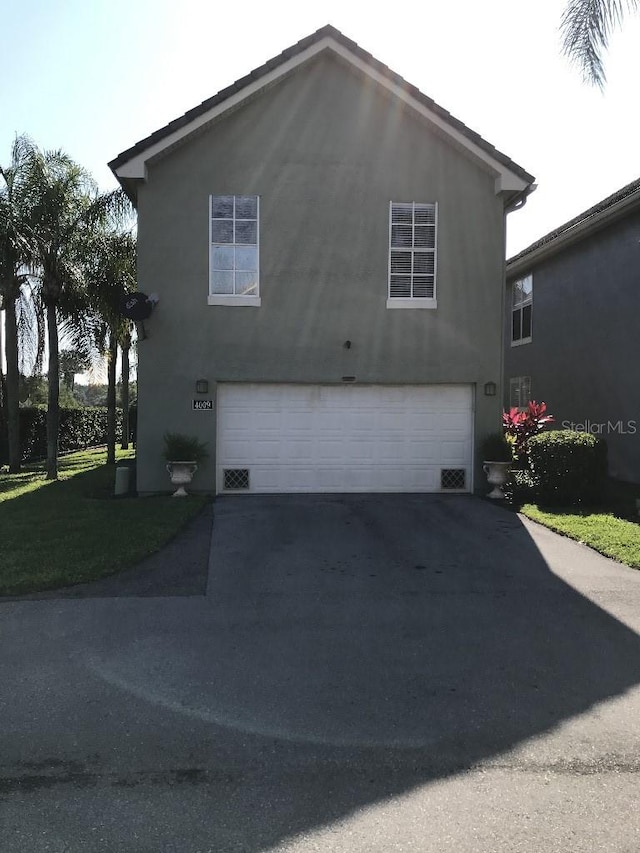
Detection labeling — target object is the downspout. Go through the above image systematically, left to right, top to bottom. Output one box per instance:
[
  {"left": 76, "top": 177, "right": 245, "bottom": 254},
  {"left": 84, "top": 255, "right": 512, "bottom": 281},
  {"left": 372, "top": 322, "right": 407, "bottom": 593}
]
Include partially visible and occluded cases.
[
  {"left": 499, "top": 183, "right": 537, "bottom": 421},
  {"left": 505, "top": 183, "right": 538, "bottom": 214}
]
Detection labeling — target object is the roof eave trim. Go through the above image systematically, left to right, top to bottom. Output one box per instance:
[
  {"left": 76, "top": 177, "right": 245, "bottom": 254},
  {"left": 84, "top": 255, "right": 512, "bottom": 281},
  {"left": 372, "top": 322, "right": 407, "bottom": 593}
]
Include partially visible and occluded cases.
[
  {"left": 113, "top": 35, "right": 531, "bottom": 195},
  {"left": 507, "top": 188, "right": 640, "bottom": 277}
]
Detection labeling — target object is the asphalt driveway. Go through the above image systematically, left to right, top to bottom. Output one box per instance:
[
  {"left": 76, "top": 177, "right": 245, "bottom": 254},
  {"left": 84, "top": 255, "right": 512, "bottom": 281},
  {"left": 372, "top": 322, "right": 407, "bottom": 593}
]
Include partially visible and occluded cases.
[{"left": 2, "top": 494, "right": 640, "bottom": 852}]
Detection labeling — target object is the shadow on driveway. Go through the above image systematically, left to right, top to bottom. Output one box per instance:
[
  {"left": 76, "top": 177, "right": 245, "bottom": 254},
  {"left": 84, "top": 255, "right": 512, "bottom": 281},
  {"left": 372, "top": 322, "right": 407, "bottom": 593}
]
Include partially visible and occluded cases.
[
  {"left": 3, "top": 494, "right": 640, "bottom": 851},
  {"left": 84, "top": 496, "right": 640, "bottom": 847}
]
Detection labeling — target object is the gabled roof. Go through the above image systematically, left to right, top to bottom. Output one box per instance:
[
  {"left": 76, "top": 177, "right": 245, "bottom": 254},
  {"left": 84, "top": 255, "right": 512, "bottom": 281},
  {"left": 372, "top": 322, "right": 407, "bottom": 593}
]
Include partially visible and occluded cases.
[
  {"left": 110, "top": 24, "right": 534, "bottom": 205},
  {"left": 507, "top": 176, "right": 640, "bottom": 278}
]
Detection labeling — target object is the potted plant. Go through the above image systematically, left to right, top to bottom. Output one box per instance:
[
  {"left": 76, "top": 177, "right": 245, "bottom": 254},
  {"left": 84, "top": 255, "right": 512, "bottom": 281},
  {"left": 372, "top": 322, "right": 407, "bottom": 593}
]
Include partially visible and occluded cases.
[
  {"left": 163, "top": 432, "right": 209, "bottom": 497},
  {"left": 480, "top": 432, "right": 513, "bottom": 499}
]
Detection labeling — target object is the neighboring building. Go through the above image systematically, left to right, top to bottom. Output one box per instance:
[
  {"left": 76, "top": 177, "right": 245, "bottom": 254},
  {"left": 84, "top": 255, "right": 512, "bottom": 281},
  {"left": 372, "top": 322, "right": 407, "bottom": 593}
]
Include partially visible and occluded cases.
[
  {"left": 110, "top": 24, "right": 534, "bottom": 495},
  {"left": 506, "top": 177, "right": 640, "bottom": 484}
]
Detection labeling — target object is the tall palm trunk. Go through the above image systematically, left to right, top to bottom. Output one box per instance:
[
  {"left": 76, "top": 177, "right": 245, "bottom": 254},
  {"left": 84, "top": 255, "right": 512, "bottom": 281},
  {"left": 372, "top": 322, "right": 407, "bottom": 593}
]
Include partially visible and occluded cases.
[
  {"left": 4, "top": 295, "right": 21, "bottom": 472},
  {"left": 45, "top": 300, "right": 59, "bottom": 480},
  {"left": 106, "top": 327, "right": 117, "bottom": 464},
  {"left": 121, "top": 338, "right": 130, "bottom": 450}
]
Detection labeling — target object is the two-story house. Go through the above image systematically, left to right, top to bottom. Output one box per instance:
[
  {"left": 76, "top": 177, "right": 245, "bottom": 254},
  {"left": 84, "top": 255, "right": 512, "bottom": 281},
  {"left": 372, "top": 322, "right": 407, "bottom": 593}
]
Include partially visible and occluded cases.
[
  {"left": 110, "top": 25, "right": 534, "bottom": 495},
  {"left": 505, "top": 177, "right": 640, "bottom": 484}
]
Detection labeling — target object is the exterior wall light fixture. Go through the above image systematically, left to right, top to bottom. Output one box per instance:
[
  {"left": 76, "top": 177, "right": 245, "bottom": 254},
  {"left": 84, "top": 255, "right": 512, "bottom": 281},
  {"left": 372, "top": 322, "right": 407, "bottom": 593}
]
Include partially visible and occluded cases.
[
  {"left": 195, "top": 379, "right": 209, "bottom": 395},
  {"left": 484, "top": 381, "right": 497, "bottom": 397}
]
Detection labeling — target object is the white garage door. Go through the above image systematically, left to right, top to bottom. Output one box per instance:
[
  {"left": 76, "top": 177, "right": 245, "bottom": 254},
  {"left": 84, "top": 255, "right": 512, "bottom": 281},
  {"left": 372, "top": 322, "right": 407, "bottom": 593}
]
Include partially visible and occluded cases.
[{"left": 216, "top": 384, "right": 473, "bottom": 494}]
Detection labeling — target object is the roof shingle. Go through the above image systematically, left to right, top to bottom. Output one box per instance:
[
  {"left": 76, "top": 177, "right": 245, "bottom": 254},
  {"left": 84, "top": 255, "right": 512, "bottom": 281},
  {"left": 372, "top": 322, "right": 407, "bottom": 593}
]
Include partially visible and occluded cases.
[{"left": 508, "top": 176, "right": 640, "bottom": 268}]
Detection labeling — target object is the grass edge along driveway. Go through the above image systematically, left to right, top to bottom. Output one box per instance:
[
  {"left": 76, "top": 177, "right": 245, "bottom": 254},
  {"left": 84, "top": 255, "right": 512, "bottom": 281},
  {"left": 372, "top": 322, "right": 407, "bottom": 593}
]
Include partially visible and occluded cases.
[
  {"left": 0, "top": 448, "right": 208, "bottom": 596},
  {"left": 520, "top": 503, "right": 640, "bottom": 569}
]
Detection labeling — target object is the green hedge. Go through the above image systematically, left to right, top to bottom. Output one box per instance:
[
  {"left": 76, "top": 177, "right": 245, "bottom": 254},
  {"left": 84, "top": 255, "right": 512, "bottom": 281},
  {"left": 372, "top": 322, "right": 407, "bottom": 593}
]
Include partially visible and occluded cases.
[
  {"left": 0, "top": 406, "right": 122, "bottom": 463},
  {"left": 527, "top": 429, "right": 608, "bottom": 506}
]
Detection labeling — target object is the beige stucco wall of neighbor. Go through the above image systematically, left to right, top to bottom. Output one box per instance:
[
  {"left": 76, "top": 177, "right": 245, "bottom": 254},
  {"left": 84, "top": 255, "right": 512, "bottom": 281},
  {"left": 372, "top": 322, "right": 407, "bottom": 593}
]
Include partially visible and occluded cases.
[{"left": 135, "top": 53, "right": 507, "bottom": 493}]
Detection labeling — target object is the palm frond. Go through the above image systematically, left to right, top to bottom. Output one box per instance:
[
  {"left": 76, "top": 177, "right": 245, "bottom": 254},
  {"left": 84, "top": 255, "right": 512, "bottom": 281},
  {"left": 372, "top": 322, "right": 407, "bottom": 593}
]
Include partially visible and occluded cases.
[
  {"left": 561, "top": 0, "right": 640, "bottom": 87},
  {"left": 14, "top": 281, "right": 41, "bottom": 375}
]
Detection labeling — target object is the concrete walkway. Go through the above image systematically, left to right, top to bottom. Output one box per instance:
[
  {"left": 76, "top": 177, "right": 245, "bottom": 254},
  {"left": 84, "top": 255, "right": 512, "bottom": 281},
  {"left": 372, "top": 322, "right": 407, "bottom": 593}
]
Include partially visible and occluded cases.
[{"left": 2, "top": 495, "right": 640, "bottom": 852}]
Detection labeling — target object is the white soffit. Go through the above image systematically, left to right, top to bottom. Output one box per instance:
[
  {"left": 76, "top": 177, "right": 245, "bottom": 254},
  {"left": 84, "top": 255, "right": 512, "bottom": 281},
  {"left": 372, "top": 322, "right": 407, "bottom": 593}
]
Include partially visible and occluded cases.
[{"left": 114, "top": 36, "right": 530, "bottom": 194}]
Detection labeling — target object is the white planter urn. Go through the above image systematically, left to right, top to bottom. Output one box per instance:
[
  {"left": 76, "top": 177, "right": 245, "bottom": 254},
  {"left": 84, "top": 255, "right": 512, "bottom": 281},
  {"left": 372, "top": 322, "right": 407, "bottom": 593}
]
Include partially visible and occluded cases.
[
  {"left": 166, "top": 461, "right": 198, "bottom": 497},
  {"left": 482, "top": 461, "right": 511, "bottom": 499}
]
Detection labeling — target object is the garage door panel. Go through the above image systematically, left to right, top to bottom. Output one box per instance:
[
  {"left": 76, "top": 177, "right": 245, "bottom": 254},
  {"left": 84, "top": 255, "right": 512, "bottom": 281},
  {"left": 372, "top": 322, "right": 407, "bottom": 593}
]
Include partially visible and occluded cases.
[
  {"left": 217, "top": 384, "right": 472, "bottom": 493},
  {"left": 288, "top": 412, "right": 315, "bottom": 431},
  {"left": 440, "top": 412, "right": 472, "bottom": 430},
  {"left": 351, "top": 413, "right": 376, "bottom": 431},
  {"left": 406, "top": 413, "right": 439, "bottom": 431},
  {"left": 253, "top": 440, "right": 281, "bottom": 459},
  {"left": 289, "top": 440, "right": 314, "bottom": 459},
  {"left": 316, "top": 440, "right": 344, "bottom": 460},
  {"left": 441, "top": 440, "right": 470, "bottom": 462},
  {"left": 348, "top": 441, "right": 376, "bottom": 460},
  {"left": 374, "top": 441, "right": 404, "bottom": 462},
  {"left": 412, "top": 441, "right": 438, "bottom": 461},
  {"left": 282, "top": 468, "right": 317, "bottom": 490}
]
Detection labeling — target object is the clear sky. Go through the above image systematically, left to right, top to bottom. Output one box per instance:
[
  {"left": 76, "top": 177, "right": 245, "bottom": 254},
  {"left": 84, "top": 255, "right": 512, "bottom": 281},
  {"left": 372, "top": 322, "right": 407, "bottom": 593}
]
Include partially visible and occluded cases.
[{"left": 2, "top": 0, "right": 639, "bottom": 257}]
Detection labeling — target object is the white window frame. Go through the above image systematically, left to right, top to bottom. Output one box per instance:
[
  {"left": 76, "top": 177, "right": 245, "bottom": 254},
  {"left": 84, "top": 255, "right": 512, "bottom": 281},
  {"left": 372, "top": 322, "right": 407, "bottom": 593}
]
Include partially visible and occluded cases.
[
  {"left": 208, "top": 195, "right": 261, "bottom": 306},
  {"left": 387, "top": 201, "right": 438, "bottom": 310},
  {"left": 511, "top": 274, "right": 532, "bottom": 345},
  {"left": 509, "top": 376, "right": 531, "bottom": 410}
]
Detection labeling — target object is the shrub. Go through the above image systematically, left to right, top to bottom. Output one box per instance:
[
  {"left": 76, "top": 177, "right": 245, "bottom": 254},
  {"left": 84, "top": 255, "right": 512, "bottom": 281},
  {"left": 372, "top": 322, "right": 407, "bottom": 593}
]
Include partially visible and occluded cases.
[
  {"left": 0, "top": 406, "right": 122, "bottom": 463},
  {"left": 527, "top": 429, "right": 608, "bottom": 506},
  {"left": 163, "top": 432, "right": 209, "bottom": 464},
  {"left": 480, "top": 432, "right": 513, "bottom": 462},
  {"left": 503, "top": 468, "right": 538, "bottom": 506}
]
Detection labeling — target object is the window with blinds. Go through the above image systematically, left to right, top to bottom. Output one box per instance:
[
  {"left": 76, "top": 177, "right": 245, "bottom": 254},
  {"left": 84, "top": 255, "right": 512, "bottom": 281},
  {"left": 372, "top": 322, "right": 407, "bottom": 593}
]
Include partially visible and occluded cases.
[
  {"left": 388, "top": 201, "right": 437, "bottom": 306},
  {"left": 509, "top": 376, "right": 531, "bottom": 410}
]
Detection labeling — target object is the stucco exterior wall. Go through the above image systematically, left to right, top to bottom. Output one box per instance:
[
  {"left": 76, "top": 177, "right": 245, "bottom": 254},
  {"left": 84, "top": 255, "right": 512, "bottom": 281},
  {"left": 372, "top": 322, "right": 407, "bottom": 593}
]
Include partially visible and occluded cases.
[
  {"left": 136, "top": 53, "right": 508, "bottom": 493},
  {"left": 505, "top": 211, "right": 640, "bottom": 483}
]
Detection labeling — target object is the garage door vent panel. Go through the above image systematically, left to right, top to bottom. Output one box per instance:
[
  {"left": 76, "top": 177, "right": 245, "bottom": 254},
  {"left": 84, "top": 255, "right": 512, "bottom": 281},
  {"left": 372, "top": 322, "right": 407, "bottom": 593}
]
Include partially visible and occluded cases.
[
  {"left": 223, "top": 469, "right": 250, "bottom": 491},
  {"left": 441, "top": 469, "right": 466, "bottom": 490}
]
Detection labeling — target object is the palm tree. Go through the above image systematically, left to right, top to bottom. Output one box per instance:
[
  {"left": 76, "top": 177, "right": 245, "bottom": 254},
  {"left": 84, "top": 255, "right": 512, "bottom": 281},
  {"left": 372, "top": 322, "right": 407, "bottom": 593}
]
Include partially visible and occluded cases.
[
  {"left": 561, "top": 0, "right": 640, "bottom": 87},
  {"left": 0, "top": 137, "right": 40, "bottom": 472},
  {"left": 21, "top": 140, "right": 130, "bottom": 478},
  {"left": 80, "top": 230, "right": 136, "bottom": 464},
  {"left": 59, "top": 347, "right": 90, "bottom": 394}
]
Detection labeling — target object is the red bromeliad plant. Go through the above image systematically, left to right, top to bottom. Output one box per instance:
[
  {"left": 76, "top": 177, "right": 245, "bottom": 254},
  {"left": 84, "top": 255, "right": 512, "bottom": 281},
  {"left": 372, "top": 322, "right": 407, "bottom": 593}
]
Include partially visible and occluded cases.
[{"left": 503, "top": 401, "right": 554, "bottom": 464}]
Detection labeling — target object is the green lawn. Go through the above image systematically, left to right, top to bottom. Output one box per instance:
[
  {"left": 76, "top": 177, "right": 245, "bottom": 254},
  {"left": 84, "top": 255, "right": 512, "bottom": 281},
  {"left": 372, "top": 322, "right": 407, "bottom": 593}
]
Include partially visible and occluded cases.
[
  {"left": 0, "top": 448, "right": 209, "bottom": 596},
  {"left": 520, "top": 504, "right": 640, "bottom": 568}
]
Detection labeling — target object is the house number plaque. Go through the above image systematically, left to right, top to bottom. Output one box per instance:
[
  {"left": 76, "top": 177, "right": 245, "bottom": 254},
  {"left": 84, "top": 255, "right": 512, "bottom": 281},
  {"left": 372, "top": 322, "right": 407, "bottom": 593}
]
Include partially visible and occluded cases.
[{"left": 192, "top": 400, "right": 213, "bottom": 410}]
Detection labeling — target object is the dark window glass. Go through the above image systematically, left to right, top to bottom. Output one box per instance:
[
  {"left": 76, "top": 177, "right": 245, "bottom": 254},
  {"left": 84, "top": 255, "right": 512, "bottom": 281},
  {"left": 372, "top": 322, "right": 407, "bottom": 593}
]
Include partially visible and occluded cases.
[
  {"left": 211, "top": 196, "right": 234, "bottom": 218},
  {"left": 235, "top": 196, "right": 257, "bottom": 219},
  {"left": 211, "top": 220, "right": 234, "bottom": 243},
  {"left": 235, "top": 220, "right": 257, "bottom": 244},
  {"left": 391, "top": 224, "right": 413, "bottom": 247},
  {"left": 414, "top": 227, "right": 435, "bottom": 248},
  {"left": 390, "top": 251, "right": 412, "bottom": 275},
  {"left": 413, "top": 252, "right": 434, "bottom": 274},
  {"left": 389, "top": 276, "right": 412, "bottom": 297},
  {"left": 412, "top": 277, "right": 434, "bottom": 298},
  {"left": 512, "top": 310, "right": 522, "bottom": 342}
]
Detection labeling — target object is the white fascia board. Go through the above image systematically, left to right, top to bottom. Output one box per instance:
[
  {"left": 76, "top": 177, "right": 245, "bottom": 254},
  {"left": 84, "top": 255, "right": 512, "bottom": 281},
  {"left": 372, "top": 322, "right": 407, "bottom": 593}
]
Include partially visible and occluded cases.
[
  {"left": 115, "top": 35, "right": 529, "bottom": 194},
  {"left": 115, "top": 38, "right": 334, "bottom": 180},
  {"left": 327, "top": 41, "right": 529, "bottom": 195},
  {"left": 495, "top": 173, "right": 530, "bottom": 193}
]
